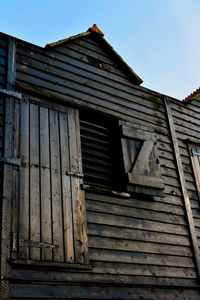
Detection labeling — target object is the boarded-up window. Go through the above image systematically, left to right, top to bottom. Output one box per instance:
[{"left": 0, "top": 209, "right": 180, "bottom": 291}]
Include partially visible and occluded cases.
[
  {"left": 12, "top": 97, "right": 89, "bottom": 265},
  {"left": 120, "top": 123, "right": 164, "bottom": 198}
]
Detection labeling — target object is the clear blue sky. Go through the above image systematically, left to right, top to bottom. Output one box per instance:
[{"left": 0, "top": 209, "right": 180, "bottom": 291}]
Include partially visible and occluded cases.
[{"left": 1, "top": 0, "right": 200, "bottom": 100}]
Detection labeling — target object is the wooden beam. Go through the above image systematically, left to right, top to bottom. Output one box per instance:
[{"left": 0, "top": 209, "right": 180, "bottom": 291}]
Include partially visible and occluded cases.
[
  {"left": 1, "top": 37, "right": 16, "bottom": 300},
  {"left": 163, "top": 96, "right": 200, "bottom": 276},
  {"left": 121, "top": 125, "right": 157, "bottom": 142},
  {"left": 128, "top": 174, "right": 165, "bottom": 189}
]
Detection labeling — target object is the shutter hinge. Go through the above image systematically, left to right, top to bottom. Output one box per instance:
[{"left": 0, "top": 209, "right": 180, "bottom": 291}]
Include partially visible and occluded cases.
[
  {"left": 0, "top": 89, "right": 22, "bottom": 100},
  {"left": 0, "top": 157, "right": 20, "bottom": 167},
  {"left": 66, "top": 171, "right": 83, "bottom": 178},
  {"left": 12, "top": 233, "right": 58, "bottom": 250},
  {"left": 19, "top": 239, "right": 58, "bottom": 249}
]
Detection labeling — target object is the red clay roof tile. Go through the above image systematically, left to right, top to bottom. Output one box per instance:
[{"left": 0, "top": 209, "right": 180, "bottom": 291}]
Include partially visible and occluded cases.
[{"left": 183, "top": 87, "right": 200, "bottom": 103}]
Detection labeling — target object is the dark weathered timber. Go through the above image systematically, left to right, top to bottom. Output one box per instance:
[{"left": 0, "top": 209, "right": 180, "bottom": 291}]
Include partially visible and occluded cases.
[
  {"left": 0, "top": 29, "right": 200, "bottom": 299},
  {"left": 1, "top": 37, "right": 16, "bottom": 300},
  {"left": 163, "top": 96, "right": 200, "bottom": 276},
  {"left": 9, "top": 283, "right": 200, "bottom": 299}
]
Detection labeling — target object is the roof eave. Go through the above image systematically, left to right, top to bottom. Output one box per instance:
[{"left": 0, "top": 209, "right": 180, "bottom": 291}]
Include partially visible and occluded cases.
[{"left": 45, "top": 31, "right": 92, "bottom": 49}]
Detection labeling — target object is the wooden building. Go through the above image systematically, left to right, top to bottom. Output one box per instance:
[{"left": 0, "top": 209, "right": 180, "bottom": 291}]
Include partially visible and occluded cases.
[{"left": 1, "top": 24, "right": 200, "bottom": 299}]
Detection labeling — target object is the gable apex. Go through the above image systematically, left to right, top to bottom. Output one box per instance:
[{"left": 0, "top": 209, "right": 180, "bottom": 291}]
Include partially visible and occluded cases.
[
  {"left": 87, "top": 24, "right": 104, "bottom": 36},
  {"left": 45, "top": 26, "right": 143, "bottom": 85}
]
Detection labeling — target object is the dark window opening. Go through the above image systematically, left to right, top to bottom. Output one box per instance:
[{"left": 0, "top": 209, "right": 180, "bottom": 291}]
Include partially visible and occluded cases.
[{"left": 80, "top": 110, "right": 125, "bottom": 191}]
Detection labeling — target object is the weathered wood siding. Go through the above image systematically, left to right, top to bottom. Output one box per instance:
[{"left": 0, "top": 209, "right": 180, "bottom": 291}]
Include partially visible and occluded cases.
[
  {"left": 0, "top": 33, "right": 197, "bottom": 298},
  {"left": 0, "top": 35, "right": 7, "bottom": 196},
  {"left": 170, "top": 98, "right": 200, "bottom": 253}
]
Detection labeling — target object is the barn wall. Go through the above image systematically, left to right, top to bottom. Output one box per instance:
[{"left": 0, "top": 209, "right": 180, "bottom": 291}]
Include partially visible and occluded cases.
[
  {"left": 3, "top": 34, "right": 200, "bottom": 298},
  {"left": 0, "top": 35, "right": 7, "bottom": 219},
  {"left": 0, "top": 35, "right": 7, "bottom": 189},
  {"left": 170, "top": 98, "right": 200, "bottom": 254}
]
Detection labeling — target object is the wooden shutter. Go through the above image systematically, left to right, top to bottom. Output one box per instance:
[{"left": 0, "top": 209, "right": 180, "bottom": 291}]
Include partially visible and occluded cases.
[
  {"left": 12, "top": 97, "right": 88, "bottom": 265},
  {"left": 120, "top": 124, "right": 164, "bottom": 197},
  {"left": 188, "top": 143, "right": 200, "bottom": 202}
]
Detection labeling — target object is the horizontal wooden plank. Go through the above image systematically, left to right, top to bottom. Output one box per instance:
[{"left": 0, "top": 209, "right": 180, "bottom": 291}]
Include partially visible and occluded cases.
[
  {"left": 0, "top": 37, "right": 7, "bottom": 48},
  {"left": 63, "top": 42, "right": 127, "bottom": 77},
  {"left": 17, "top": 45, "right": 166, "bottom": 114},
  {"left": 0, "top": 47, "right": 7, "bottom": 58},
  {"left": 0, "top": 56, "right": 6, "bottom": 66},
  {"left": 16, "top": 64, "right": 166, "bottom": 123},
  {"left": 16, "top": 71, "right": 166, "bottom": 129},
  {"left": 128, "top": 174, "right": 165, "bottom": 189},
  {"left": 85, "top": 192, "right": 185, "bottom": 215},
  {"left": 86, "top": 199, "right": 187, "bottom": 226},
  {"left": 87, "top": 211, "right": 188, "bottom": 235},
  {"left": 88, "top": 236, "right": 192, "bottom": 257},
  {"left": 89, "top": 248, "right": 194, "bottom": 267},
  {"left": 92, "top": 261, "right": 197, "bottom": 278},
  {"left": 10, "top": 267, "right": 200, "bottom": 287},
  {"left": 10, "top": 283, "right": 200, "bottom": 299}
]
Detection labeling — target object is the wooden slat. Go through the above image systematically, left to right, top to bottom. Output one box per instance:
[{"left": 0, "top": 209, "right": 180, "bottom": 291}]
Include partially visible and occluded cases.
[
  {"left": 18, "top": 97, "right": 30, "bottom": 260},
  {"left": 11, "top": 99, "right": 20, "bottom": 259},
  {"left": 29, "top": 104, "right": 40, "bottom": 260},
  {"left": 39, "top": 106, "right": 52, "bottom": 261},
  {"left": 49, "top": 109, "right": 64, "bottom": 262},
  {"left": 69, "top": 109, "right": 89, "bottom": 264},
  {"left": 59, "top": 111, "right": 74, "bottom": 263},
  {"left": 122, "top": 125, "right": 157, "bottom": 141},
  {"left": 128, "top": 174, "right": 165, "bottom": 189},
  {"left": 86, "top": 199, "right": 186, "bottom": 226},
  {"left": 87, "top": 211, "right": 188, "bottom": 236},
  {"left": 87, "top": 223, "right": 190, "bottom": 246},
  {"left": 88, "top": 235, "right": 192, "bottom": 257},
  {"left": 89, "top": 248, "right": 194, "bottom": 268},
  {"left": 92, "top": 261, "right": 197, "bottom": 278},
  {"left": 10, "top": 266, "right": 199, "bottom": 287},
  {"left": 10, "top": 283, "right": 200, "bottom": 299}
]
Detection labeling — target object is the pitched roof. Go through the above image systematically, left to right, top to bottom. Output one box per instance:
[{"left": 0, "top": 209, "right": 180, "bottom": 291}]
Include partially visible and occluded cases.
[
  {"left": 45, "top": 24, "right": 143, "bottom": 85},
  {"left": 183, "top": 87, "right": 200, "bottom": 103}
]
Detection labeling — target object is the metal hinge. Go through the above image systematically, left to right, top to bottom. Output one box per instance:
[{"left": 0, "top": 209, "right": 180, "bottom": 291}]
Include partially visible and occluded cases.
[
  {"left": 0, "top": 89, "right": 22, "bottom": 100},
  {"left": 0, "top": 157, "right": 20, "bottom": 166},
  {"left": 66, "top": 171, "right": 83, "bottom": 178},
  {"left": 12, "top": 233, "right": 58, "bottom": 251}
]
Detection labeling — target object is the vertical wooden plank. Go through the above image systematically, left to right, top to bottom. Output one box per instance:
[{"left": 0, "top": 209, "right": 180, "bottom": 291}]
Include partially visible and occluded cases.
[
  {"left": 1, "top": 37, "right": 16, "bottom": 300},
  {"left": 164, "top": 96, "right": 200, "bottom": 276},
  {"left": 18, "top": 97, "right": 30, "bottom": 260},
  {"left": 11, "top": 100, "right": 20, "bottom": 260},
  {"left": 29, "top": 103, "right": 40, "bottom": 260},
  {"left": 40, "top": 107, "right": 52, "bottom": 261},
  {"left": 50, "top": 109, "right": 64, "bottom": 262},
  {"left": 68, "top": 109, "right": 89, "bottom": 264},
  {"left": 59, "top": 111, "right": 74, "bottom": 263},
  {"left": 188, "top": 143, "right": 200, "bottom": 203}
]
